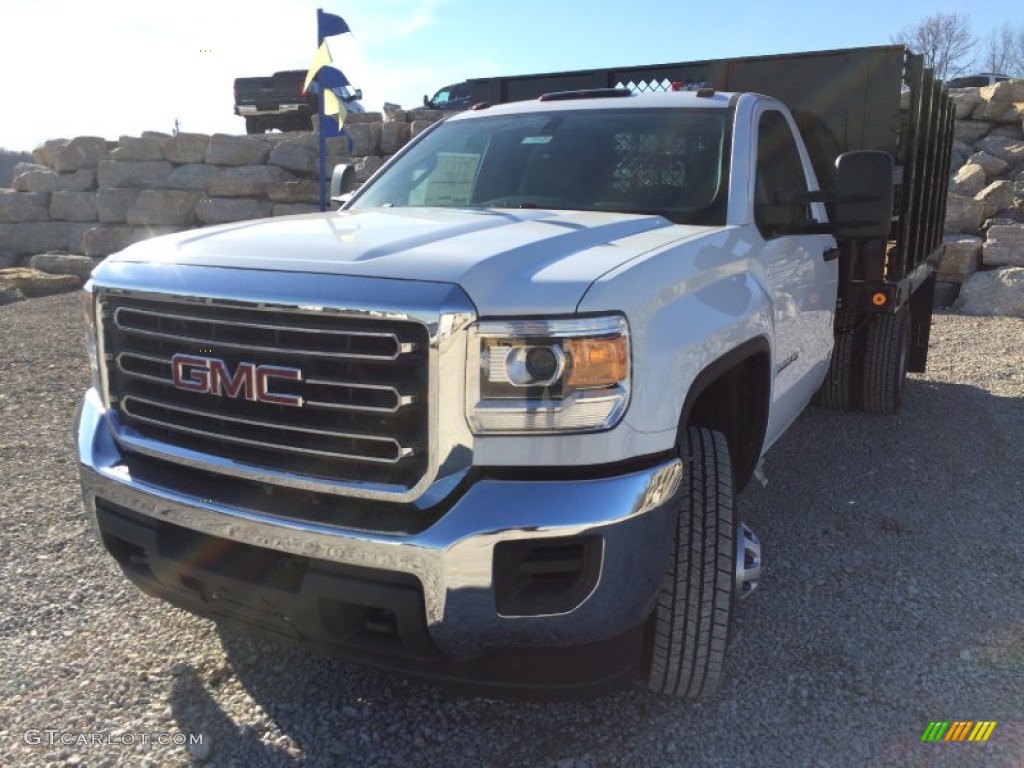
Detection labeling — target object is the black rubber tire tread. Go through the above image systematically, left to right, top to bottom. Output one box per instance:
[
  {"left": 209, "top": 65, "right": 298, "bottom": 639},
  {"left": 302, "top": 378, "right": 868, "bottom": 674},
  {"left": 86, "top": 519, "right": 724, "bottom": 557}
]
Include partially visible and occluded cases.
[
  {"left": 244, "top": 117, "right": 261, "bottom": 135},
  {"left": 862, "top": 308, "right": 909, "bottom": 415},
  {"left": 814, "top": 311, "right": 857, "bottom": 411},
  {"left": 646, "top": 427, "right": 736, "bottom": 699}
]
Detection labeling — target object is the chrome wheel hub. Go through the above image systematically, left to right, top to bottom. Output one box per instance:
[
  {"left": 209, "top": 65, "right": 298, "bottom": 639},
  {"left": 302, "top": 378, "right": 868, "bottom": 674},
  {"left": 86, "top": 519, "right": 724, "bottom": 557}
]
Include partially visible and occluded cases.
[{"left": 736, "top": 522, "right": 762, "bottom": 599}]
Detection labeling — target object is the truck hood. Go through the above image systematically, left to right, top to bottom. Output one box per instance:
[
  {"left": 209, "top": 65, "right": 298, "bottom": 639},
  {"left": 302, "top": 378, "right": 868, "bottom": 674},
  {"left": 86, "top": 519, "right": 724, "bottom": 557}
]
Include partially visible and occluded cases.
[{"left": 106, "top": 208, "right": 715, "bottom": 314}]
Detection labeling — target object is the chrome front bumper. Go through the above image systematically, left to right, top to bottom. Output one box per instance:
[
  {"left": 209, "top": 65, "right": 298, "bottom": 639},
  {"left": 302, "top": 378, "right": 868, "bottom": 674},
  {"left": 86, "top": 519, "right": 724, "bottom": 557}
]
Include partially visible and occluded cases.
[{"left": 77, "top": 389, "right": 682, "bottom": 658}]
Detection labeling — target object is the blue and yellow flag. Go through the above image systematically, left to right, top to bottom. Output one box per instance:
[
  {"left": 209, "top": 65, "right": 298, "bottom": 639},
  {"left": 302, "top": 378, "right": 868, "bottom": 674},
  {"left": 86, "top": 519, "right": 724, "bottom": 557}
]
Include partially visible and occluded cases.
[{"left": 302, "top": 41, "right": 332, "bottom": 94}]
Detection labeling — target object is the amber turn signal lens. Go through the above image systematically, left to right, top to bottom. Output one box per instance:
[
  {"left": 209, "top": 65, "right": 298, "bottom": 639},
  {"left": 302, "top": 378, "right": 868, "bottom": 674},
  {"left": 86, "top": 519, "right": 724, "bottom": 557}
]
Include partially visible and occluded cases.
[
  {"left": 872, "top": 292, "right": 887, "bottom": 306},
  {"left": 565, "top": 337, "right": 628, "bottom": 387}
]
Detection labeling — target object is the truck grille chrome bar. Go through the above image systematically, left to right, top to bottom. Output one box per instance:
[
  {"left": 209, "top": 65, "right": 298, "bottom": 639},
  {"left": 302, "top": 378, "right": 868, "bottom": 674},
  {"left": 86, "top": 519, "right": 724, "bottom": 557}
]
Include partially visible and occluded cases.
[{"left": 101, "top": 294, "right": 431, "bottom": 491}]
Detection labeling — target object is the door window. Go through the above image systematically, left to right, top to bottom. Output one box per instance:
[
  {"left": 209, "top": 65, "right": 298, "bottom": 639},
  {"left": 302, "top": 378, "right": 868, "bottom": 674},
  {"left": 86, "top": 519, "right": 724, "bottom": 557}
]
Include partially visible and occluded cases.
[{"left": 755, "top": 110, "right": 810, "bottom": 238}]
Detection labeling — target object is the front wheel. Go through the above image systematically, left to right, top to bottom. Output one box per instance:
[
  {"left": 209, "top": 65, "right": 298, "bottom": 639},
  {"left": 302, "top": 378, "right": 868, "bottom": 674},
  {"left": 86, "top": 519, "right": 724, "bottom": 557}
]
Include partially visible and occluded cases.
[{"left": 645, "top": 427, "right": 761, "bottom": 699}]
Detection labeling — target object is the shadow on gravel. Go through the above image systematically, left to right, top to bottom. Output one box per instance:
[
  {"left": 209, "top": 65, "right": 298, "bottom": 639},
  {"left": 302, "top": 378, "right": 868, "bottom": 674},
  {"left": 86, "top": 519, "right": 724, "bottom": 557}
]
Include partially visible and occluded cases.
[{"left": 172, "top": 377, "right": 1022, "bottom": 767}]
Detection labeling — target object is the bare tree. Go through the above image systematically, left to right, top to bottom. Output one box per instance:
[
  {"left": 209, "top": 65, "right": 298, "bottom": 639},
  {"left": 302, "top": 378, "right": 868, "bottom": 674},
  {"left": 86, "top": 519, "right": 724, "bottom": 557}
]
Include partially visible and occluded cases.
[
  {"left": 892, "top": 12, "right": 975, "bottom": 81},
  {"left": 980, "top": 22, "right": 1024, "bottom": 76}
]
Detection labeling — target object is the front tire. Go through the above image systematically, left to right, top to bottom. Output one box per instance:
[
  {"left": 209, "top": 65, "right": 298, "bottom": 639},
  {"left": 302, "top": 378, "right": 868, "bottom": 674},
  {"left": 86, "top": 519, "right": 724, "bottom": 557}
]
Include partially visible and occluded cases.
[{"left": 646, "top": 427, "right": 743, "bottom": 699}]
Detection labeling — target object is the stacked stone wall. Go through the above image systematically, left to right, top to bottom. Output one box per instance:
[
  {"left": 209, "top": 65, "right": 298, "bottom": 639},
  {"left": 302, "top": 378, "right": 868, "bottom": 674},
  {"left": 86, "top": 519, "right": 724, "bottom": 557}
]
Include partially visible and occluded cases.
[{"left": 0, "top": 106, "right": 443, "bottom": 274}]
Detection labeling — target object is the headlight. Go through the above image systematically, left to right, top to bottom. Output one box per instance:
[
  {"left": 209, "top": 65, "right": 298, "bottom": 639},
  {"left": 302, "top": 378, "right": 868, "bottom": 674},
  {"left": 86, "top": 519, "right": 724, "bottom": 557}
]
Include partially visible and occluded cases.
[
  {"left": 82, "top": 282, "right": 101, "bottom": 393},
  {"left": 467, "top": 315, "right": 630, "bottom": 433}
]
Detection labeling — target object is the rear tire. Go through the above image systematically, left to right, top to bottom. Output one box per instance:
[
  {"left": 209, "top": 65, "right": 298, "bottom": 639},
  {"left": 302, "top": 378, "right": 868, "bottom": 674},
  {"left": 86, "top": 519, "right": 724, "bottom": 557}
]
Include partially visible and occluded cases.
[
  {"left": 244, "top": 117, "right": 263, "bottom": 134},
  {"left": 861, "top": 308, "right": 910, "bottom": 415},
  {"left": 646, "top": 427, "right": 738, "bottom": 699}
]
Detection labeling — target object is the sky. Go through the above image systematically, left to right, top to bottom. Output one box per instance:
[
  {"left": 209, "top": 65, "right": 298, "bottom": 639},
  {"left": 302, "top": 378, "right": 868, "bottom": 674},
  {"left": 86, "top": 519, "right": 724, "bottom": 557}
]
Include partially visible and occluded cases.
[{"left": 0, "top": 0, "right": 1020, "bottom": 152}]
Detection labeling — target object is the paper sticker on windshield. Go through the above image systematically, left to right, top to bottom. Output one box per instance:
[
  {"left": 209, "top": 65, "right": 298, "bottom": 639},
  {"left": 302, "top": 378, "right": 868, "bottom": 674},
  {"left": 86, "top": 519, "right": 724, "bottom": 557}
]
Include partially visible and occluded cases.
[
  {"left": 521, "top": 136, "right": 553, "bottom": 145},
  {"left": 413, "top": 152, "right": 481, "bottom": 206}
]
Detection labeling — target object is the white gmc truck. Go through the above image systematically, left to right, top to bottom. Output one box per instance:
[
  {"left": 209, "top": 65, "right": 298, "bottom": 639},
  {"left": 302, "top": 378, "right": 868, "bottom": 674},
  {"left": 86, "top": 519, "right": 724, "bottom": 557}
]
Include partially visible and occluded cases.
[{"left": 76, "top": 46, "right": 952, "bottom": 698}]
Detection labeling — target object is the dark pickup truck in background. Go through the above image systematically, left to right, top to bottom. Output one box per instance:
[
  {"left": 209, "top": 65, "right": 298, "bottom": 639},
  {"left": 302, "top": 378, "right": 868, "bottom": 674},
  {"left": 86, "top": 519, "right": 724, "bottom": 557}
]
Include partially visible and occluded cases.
[
  {"left": 234, "top": 69, "right": 364, "bottom": 134},
  {"left": 422, "top": 81, "right": 472, "bottom": 111}
]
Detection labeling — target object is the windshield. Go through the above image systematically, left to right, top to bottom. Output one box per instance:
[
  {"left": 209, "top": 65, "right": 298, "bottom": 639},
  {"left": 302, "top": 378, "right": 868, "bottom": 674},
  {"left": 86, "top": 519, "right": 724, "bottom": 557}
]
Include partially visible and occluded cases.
[{"left": 349, "top": 108, "right": 730, "bottom": 226}]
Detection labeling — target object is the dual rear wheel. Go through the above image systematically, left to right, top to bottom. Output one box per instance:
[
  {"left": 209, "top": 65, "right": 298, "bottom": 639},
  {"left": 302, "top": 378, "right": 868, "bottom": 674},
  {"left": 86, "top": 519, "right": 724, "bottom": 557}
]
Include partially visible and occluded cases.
[{"left": 815, "top": 307, "right": 910, "bottom": 415}]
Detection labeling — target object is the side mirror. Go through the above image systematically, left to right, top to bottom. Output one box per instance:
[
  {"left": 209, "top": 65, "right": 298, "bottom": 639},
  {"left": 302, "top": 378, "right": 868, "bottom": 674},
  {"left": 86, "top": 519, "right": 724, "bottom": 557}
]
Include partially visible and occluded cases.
[
  {"left": 352, "top": 88, "right": 363, "bottom": 102},
  {"left": 423, "top": 94, "right": 431, "bottom": 108},
  {"left": 829, "top": 151, "right": 893, "bottom": 240},
  {"left": 330, "top": 163, "right": 356, "bottom": 202}
]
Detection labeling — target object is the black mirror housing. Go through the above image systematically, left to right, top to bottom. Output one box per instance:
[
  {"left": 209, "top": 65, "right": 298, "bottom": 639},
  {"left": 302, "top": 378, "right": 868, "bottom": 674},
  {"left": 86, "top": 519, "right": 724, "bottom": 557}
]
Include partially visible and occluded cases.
[{"left": 829, "top": 151, "right": 894, "bottom": 240}]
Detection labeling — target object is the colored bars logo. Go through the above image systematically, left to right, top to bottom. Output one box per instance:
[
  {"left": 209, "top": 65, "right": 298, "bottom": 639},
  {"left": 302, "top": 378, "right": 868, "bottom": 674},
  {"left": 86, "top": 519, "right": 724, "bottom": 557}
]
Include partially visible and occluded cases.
[{"left": 921, "top": 721, "right": 997, "bottom": 742}]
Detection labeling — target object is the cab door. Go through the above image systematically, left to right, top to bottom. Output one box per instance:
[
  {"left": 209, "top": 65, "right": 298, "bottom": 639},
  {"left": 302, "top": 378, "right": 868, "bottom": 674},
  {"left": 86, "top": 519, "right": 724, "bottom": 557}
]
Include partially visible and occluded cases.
[{"left": 751, "top": 106, "right": 838, "bottom": 444}]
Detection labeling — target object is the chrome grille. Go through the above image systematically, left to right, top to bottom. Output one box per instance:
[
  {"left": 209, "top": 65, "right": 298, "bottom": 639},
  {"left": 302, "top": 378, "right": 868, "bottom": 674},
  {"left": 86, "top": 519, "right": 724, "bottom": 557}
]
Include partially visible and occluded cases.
[{"left": 101, "top": 295, "right": 430, "bottom": 490}]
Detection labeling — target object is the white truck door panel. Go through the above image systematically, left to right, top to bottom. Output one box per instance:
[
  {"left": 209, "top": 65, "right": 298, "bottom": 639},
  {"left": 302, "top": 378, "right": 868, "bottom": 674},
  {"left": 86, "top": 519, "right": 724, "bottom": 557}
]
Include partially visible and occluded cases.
[{"left": 748, "top": 106, "right": 838, "bottom": 446}]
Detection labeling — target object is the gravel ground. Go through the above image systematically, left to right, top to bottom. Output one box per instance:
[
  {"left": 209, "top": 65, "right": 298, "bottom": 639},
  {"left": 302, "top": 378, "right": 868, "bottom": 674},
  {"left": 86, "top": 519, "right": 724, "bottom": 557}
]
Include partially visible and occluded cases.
[{"left": 1, "top": 294, "right": 1021, "bottom": 768}]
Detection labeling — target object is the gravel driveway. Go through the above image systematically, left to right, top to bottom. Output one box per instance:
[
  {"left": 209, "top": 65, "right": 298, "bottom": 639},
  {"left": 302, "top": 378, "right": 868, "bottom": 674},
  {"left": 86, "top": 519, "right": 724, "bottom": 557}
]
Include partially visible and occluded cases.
[{"left": 1, "top": 293, "right": 1021, "bottom": 767}]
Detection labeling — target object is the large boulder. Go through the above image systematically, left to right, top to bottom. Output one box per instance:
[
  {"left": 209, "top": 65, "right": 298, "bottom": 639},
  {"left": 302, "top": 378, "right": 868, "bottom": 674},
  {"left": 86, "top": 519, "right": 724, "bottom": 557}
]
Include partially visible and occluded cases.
[
  {"left": 972, "top": 81, "right": 1024, "bottom": 123},
  {"left": 948, "top": 89, "right": 982, "bottom": 119},
  {"left": 382, "top": 102, "right": 406, "bottom": 123},
  {"left": 344, "top": 112, "right": 383, "bottom": 124},
  {"left": 953, "top": 120, "right": 991, "bottom": 144},
  {"left": 380, "top": 122, "right": 411, "bottom": 155},
  {"left": 327, "top": 123, "right": 381, "bottom": 157},
  {"left": 164, "top": 133, "right": 210, "bottom": 164},
  {"left": 204, "top": 134, "right": 271, "bottom": 166},
  {"left": 110, "top": 135, "right": 167, "bottom": 161},
  {"left": 974, "top": 135, "right": 1024, "bottom": 165},
  {"left": 50, "top": 136, "right": 110, "bottom": 171},
  {"left": 32, "top": 139, "right": 70, "bottom": 169},
  {"left": 268, "top": 140, "right": 318, "bottom": 175},
  {"left": 967, "top": 150, "right": 1010, "bottom": 177},
  {"left": 354, "top": 155, "right": 385, "bottom": 182},
  {"left": 97, "top": 160, "right": 174, "bottom": 189},
  {"left": 167, "top": 163, "right": 222, "bottom": 191},
  {"left": 950, "top": 163, "right": 986, "bottom": 196},
  {"left": 208, "top": 165, "right": 293, "bottom": 197},
  {"left": 13, "top": 168, "right": 96, "bottom": 193},
  {"left": 267, "top": 180, "right": 319, "bottom": 203},
  {"left": 976, "top": 181, "right": 1018, "bottom": 221},
  {"left": 96, "top": 188, "right": 141, "bottom": 223},
  {"left": 126, "top": 190, "right": 201, "bottom": 226},
  {"left": 0, "top": 191, "right": 50, "bottom": 222},
  {"left": 50, "top": 191, "right": 98, "bottom": 222},
  {"left": 944, "top": 194, "right": 986, "bottom": 234},
  {"left": 0, "top": 222, "right": 91, "bottom": 255},
  {"left": 982, "top": 224, "right": 1024, "bottom": 267},
  {"left": 82, "top": 225, "right": 181, "bottom": 257},
  {"left": 936, "top": 236, "right": 983, "bottom": 283},
  {"left": 29, "top": 253, "right": 99, "bottom": 280},
  {"left": 0, "top": 267, "right": 81, "bottom": 297},
  {"left": 953, "top": 267, "right": 1024, "bottom": 317}
]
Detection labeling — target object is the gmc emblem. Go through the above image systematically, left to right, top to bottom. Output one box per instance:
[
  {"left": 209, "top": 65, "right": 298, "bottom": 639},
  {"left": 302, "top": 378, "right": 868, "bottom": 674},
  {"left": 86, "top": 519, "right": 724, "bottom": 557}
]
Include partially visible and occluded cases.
[{"left": 171, "top": 354, "right": 303, "bottom": 407}]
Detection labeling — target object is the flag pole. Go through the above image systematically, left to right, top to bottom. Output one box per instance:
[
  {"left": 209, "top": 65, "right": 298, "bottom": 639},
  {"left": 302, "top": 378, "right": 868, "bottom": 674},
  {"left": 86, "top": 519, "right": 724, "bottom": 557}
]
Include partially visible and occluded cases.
[
  {"left": 317, "top": 10, "right": 327, "bottom": 212},
  {"left": 318, "top": 76, "right": 327, "bottom": 212}
]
